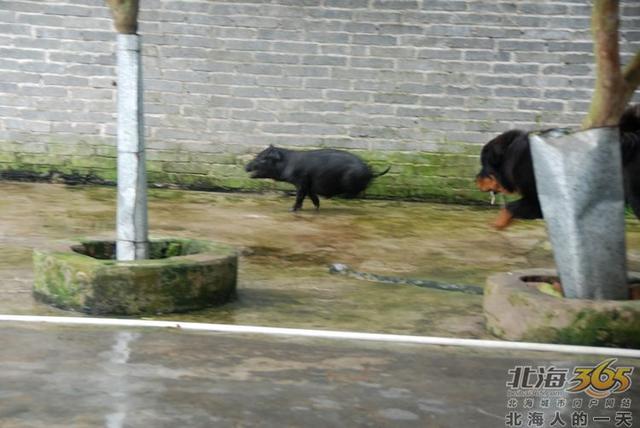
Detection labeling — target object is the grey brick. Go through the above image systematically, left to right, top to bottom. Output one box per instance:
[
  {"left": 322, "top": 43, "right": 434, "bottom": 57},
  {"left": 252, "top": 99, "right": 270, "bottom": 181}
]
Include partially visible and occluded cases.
[
  {"left": 325, "top": 0, "right": 368, "bottom": 8},
  {"left": 372, "top": 1, "right": 419, "bottom": 10},
  {"left": 423, "top": 1, "right": 467, "bottom": 12},
  {"left": 519, "top": 3, "right": 568, "bottom": 15},
  {"left": 42, "top": 4, "right": 93, "bottom": 16},
  {"left": 308, "top": 8, "right": 353, "bottom": 20},
  {"left": 16, "top": 13, "right": 65, "bottom": 26},
  {"left": 344, "top": 22, "right": 379, "bottom": 34},
  {"left": 0, "top": 23, "right": 32, "bottom": 36},
  {"left": 379, "top": 24, "right": 425, "bottom": 35},
  {"left": 425, "top": 25, "right": 472, "bottom": 37},
  {"left": 305, "top": 32, "right": 350, "bottom": 44},
  {"left": 352, "top": 34, "right": 397, "bottom": 46},
  {"left": 446, "top": 38, "right": 494, "bottom": 49},
  {"left": 225, "top": 40, "right": 271, "bottom": 52},
  {"left": 497, "top": 40, "right": 547, "bottom": 52},
  {"left": 272, "top": 42, "right": 318, "bottom": 54},
  {"left": 547, "top": 42, "right": 593, "bottom": 52},
  {"left": 369, "top": 46, "right": 416, "bottom": 58},
  {"left": 0, "top": 48, "right": 44, "bottom": 60},
  {"left": 416, "top": 49, "right": 463, "bottom": 60},
  {"left": 465, "top": 51, "right": 511, "bottom": 62},
  {"left": 255, "top": 53, "right": 299, "bottom": 64},
  {"left": 302, "top": 55, "right": 347, "bottom": 66},
  {"left": 350, "top": 57, "right": 394, "bottom": 69},
  {"left": 66, "top": 64, "right": 114, "bottom": 77},
  {"left": 236, "top": 64, "right": 283, "bottom": 76},
  {"left": 493, "top": 64, "right": 539, "bottom": 74},
  {"left": 543, "top": 65, "right": 592, "bottom": 75},
  {"left": 284, "top": 66, "right": 329, "bottom": 78},
  {"left": 163, "top": 70, "right": 210, "bottom": 84},
  {"left": 0, "top": 71, "right": 40, "bottom": 83},
  {"left": 256, "top": 75, "right": 303, "bottom": 88},
  {"left": 305, "top": 78, "right": 350, "bottom": 90},
  {"left": 145, "top": 79, "right": 183, "bottom": 93},
  {"left": 21, "top": 86, "right": 67, "bottom": 97},
  {"left": 276, "top": 88, "right": 323, "bottom": 100},
  {"left": 494, "top": 88, "right": 542, "bottom": 98},
  {"left": 544, "top": 89, "right": 592, "bottom": 101},
  {"left": 326, "top": 90, "right": 370, "bottom": 102},
  {"left": 373, "top": 93, "right": 420, "bottom": 105},
  {"left": 210, "top": 96, "right": 255, "bottom": 108},
  {"left": 517, "top": 100, "right": 565, "bottom": 112},
  {"left": 304, "top": 101, "right": 347, "bottom": 112}
]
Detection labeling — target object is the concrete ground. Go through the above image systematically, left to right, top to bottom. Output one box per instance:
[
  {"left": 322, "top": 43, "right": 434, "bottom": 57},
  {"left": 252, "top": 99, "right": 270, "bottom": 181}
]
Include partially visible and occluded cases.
[
  {"left": 1, "top": 181, "right": 639, "bottom": 427},
  {"left": 1, "top": 322, "right": 638, "bottom": 428}
]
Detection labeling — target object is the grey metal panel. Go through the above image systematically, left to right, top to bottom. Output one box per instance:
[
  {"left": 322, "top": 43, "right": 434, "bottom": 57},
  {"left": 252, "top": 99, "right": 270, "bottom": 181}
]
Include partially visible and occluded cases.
[
  {"left": 116, "top": 34, "right": 148, "bottom": 261},
  {"left": 530, "top": 127, "right": 627, "bottom": 299}
]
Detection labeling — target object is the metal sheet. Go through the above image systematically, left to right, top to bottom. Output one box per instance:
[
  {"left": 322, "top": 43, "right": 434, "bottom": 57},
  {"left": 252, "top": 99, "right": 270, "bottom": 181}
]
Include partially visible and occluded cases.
[
  {"left": 116, "top": 34, "right": 148, "bottom": 261},
  {"left": 529, "top": 127, "right": 627, "bottom": 299}
]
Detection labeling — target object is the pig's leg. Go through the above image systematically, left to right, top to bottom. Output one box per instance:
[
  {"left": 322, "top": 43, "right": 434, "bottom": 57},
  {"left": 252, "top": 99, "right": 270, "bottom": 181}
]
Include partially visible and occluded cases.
[
  {"left": 291, "top": 186, "right": 306, "bottom": 211},
  {"left": 309, "top": 192, "right": 320, "bottom": 210}
]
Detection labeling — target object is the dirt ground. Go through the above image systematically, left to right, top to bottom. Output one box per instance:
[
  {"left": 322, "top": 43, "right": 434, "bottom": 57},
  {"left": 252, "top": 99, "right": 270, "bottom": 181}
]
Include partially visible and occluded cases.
[{"left": 2, "top": 181, "right": 639, "bottom": 338}]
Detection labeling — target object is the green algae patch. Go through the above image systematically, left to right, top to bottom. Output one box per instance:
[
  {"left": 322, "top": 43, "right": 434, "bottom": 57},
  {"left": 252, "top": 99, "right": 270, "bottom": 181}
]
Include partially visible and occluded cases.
[
  {"left": 33, "top": 238, "right": 238, "bottom": 315},
  {"left": 526, "top": 308, "right": 640, "bottom": 349}
]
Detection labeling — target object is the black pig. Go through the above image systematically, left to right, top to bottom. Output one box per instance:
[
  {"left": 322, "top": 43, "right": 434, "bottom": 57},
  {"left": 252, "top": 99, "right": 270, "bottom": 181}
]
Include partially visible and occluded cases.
[{"left": 245, "top": 145, "right": 390, "bottom": 211}]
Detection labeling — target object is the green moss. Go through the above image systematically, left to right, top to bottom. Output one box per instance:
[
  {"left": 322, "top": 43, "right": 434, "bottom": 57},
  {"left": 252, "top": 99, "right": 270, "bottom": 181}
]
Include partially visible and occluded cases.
[
  {"left": 1, "top": 144, "right": 486, "bottom": 202},
  {"left": 524, "top": 308, "right": 640, "bottom": 348},
  {"left": 554, "top": 309, "right": 640, "bottom": 348}
]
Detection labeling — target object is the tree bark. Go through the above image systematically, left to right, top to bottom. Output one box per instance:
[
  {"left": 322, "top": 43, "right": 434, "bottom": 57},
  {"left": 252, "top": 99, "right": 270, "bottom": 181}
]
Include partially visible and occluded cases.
[
  {"left": 106, "top": 0, "right": 139, "bottom": 34},
  {"left": 583, "top": 0, "right": 640, "bottom": 129},
  {"left": 583, "top": 0, "right": 624, "bottom": 129}
]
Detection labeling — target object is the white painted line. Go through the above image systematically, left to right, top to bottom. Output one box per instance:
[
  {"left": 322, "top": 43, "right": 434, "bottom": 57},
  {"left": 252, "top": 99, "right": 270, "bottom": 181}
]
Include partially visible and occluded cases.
[{"left": 1, "top": 314, "right": 638, "bottom": 358}]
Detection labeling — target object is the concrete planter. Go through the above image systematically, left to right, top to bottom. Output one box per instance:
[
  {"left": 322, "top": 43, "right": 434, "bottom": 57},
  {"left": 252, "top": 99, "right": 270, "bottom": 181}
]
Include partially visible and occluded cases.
[
  {"left": 33, "top": 238, "right": 237, "bottom": 315},
  {"left": 484, "top": 269, "right": 640, "bottom": 348}
]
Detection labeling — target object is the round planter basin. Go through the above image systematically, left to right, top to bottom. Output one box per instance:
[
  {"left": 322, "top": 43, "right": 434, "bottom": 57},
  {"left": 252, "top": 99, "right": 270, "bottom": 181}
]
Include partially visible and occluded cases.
[
  {"left": 33, "top": 238, "right": 238, "bottom": 315},
  {"left": 484, "top": 268, "right": 640, "bottom": 348}
]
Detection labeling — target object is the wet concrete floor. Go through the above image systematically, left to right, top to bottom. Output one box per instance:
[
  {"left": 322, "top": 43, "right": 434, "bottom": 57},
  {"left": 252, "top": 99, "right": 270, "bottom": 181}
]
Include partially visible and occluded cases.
[
  {"left": 1, "top": 181, "right": 640, "bottom": 337},
  {"left": 1, "top": 322, "right": 638, "bottom": 428}
]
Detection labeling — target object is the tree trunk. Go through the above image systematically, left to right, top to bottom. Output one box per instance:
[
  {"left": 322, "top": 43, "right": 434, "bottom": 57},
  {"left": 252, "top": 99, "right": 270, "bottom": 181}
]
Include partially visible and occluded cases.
[
  {"left": 106, "top": 0, "right": 139, "bottom": 34},
  {"left": 583, "top": 0, "right": 640, "bottom": 129}
]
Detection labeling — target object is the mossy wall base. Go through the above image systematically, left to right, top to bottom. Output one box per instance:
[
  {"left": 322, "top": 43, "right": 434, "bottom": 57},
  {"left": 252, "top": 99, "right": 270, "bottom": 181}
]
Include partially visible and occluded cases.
[
  {"left": 0, "top": 144, "right": 487, "bottom": 203},
  {"left": 33, "top": 238, "right": 238, "bottom": 315}
]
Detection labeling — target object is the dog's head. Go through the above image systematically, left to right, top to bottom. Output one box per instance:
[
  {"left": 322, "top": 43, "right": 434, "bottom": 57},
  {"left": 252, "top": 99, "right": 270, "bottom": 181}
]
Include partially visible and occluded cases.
[{"left": 475, "top": 129, "right": 527, "bottom": 194}]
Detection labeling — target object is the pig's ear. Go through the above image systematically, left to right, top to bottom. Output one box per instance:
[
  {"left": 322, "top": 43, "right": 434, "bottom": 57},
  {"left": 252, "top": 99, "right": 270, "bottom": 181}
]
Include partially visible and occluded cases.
[{"left": 267, "top": 149, "right": 282, "bottom": 161}]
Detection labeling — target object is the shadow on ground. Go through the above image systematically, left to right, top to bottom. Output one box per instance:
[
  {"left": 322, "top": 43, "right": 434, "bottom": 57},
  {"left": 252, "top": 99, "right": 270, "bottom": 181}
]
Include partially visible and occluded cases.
[{"left": 2, "top": 182, "right": 639, "bottom": 338}]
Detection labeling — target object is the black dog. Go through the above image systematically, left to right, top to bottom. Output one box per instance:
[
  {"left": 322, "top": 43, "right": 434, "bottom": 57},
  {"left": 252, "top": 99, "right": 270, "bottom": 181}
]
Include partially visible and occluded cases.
[
  {"left": 476, "top": 105, "right": 640, "bottom": 229},
  {"left": 245, "top": 145, "right": 390, "bottom": 211}
]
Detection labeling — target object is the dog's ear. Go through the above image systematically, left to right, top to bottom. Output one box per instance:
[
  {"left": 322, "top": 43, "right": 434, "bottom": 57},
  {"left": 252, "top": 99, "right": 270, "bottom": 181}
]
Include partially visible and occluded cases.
[{"left": 484, "top": 130, "right": 524, "bottom": 168}]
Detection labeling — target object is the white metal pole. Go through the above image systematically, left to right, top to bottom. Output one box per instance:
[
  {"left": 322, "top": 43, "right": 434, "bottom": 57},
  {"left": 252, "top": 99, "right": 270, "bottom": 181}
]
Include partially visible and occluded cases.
[{"left": 116, "top": 34, "right": 148, "bottom": 260}]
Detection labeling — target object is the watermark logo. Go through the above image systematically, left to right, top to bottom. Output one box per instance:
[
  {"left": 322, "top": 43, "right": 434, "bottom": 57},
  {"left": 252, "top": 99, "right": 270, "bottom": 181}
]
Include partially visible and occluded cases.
[
  {"left": 505, "top": 358, "right": 635, "bottom": 427},
  {"left": 506, "top": 358, "right": 633, "bottom": 398},
  {"left": 567, "top": 358, "right": 633, "bottom": 399}
]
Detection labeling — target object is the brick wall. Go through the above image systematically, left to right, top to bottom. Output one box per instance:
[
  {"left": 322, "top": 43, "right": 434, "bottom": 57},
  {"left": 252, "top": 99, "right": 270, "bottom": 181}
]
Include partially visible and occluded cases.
[{"left": 0, "top": 0, "right": 639, "bottom": 201}]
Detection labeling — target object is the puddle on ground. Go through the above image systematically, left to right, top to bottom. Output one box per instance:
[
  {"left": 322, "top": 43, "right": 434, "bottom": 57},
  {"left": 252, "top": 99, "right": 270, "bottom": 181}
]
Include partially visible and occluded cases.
[{"left": 1, "top": 181, "right": 639, "bottom": 338}]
